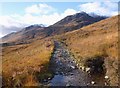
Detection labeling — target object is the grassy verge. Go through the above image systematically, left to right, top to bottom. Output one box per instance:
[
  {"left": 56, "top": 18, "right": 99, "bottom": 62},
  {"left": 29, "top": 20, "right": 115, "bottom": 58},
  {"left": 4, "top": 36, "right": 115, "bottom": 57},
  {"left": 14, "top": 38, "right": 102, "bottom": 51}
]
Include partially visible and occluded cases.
[
  {"left": 56, "top": 16, "right": 118, "bottom": 86},
  {"left": 2, "top": 38, "right": 54, "bottom": 87}
]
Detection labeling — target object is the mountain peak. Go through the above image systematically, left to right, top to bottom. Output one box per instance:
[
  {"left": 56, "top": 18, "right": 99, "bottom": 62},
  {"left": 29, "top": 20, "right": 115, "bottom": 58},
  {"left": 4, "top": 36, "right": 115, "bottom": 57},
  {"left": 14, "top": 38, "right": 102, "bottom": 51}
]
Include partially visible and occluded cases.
[
  {"left": 53, "top": 11, "right": 106, "bottom": 26},
  {"left": 72, "top": 11, "right": 90, "bottom": 18},
  {"left": 75, "top": 11, "right": 88, "bottom": 15},
  {"left": 2, "top": 12, "right": 107, "bottom": 44},
  {"left": 23, "top": 24, "right": 45, "bottom": 32},
  {"left": 25, "top": 24, "right": 45, "bottom": 29}
]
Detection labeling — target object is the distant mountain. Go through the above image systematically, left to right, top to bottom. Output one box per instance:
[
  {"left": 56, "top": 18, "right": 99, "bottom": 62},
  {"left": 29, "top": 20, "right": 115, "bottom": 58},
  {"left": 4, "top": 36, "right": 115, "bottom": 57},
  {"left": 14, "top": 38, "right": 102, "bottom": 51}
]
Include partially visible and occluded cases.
[
  {"left": 1, "top": 12, "right": 107, "bottom": 44},
  {"left": 2, "top": 24, "right": 45, "bottom": 44}
]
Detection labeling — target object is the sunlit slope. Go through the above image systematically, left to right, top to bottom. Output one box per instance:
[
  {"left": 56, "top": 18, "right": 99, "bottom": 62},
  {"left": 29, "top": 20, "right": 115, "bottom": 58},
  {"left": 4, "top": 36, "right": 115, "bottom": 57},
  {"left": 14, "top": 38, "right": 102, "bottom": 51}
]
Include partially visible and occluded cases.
[
  {"left": 58, "top": 15, "right": 118, "bottom": 86},
  {"left": 2, "top": 38, "right": 54, "bottom": 86}
]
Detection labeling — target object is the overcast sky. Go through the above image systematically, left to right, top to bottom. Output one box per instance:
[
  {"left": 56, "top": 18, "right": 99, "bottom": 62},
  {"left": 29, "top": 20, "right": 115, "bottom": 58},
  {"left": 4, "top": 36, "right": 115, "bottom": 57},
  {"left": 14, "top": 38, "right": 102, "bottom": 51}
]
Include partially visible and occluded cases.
[{"left": 0, "top": 0, "right": 119, "bottom": 37}]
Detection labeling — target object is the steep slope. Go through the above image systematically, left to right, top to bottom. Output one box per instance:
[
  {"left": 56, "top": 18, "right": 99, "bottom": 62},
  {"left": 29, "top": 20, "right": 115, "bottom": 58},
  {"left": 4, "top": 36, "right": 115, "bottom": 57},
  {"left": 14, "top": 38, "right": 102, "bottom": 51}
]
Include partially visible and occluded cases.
[
  {"left": 1, "top": 12, "right": 107, "bottom": 44},
  {"left": 57, "top": 15, "right": 118, "bottom": 86}
]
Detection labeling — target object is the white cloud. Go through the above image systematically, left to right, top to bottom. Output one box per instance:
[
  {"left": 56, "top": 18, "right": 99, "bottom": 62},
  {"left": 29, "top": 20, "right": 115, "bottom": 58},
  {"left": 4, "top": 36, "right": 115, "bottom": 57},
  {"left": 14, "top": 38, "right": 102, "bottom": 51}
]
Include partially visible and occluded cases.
[
  {"left": 79, "top": 1, "right": 118, "bottom": 16},
  {"left": 0, "top": 2, "right": 118, "bottom": 38},
  {"left": 25, "top": 3, "right": 55, "bottom": 15},
  {"left": 25, "top": 5, "right": 39, "bottom": 14},
  {"left": 0, "top": 8, "right": 78, "bottom": 37},
  {"left": 5, "top": 8, "right": 77, "bottom": 26},
  {"left": 63, "top": 9, "right": 77, "bottom": 16},
  {"left": 20, "top": 13, "right": 61, "bottom": 25},
  {"left": 0, "top": 15, "right": 27, "bottom": 37},
  {"left": 0, "top": 15, "right": 26, "bottom": 28},
  {"left": 0, "top": 27, "right": 4, "bottom": 38}
]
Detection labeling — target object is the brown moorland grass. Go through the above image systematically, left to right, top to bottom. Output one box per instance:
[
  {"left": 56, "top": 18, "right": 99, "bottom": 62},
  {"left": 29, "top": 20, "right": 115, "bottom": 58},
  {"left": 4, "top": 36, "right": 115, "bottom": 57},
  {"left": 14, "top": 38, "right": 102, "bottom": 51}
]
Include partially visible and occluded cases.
[
  {"left": 1, "top": 15, "right": 119, "bottom": 87},
  {"left": 57, "top": 15, "right": 118, "bottom": 86},
  {"left": 2, "top": 38, "right": 54, "bottom": 86}
]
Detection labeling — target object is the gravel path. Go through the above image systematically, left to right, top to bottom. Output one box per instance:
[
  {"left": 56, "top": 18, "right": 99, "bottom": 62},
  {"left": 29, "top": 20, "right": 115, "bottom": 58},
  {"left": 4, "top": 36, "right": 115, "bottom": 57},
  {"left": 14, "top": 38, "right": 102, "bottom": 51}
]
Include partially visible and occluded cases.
[{"left": 49, "top": 41, "right": 91, "bottom": 86}]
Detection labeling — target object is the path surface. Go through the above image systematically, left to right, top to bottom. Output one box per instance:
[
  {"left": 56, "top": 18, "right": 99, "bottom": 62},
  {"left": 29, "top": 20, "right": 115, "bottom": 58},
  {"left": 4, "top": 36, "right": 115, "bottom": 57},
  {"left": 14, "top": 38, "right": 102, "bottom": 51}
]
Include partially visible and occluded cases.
[{"left": 49, "top": 41, "right": 91, "bottom": 86}]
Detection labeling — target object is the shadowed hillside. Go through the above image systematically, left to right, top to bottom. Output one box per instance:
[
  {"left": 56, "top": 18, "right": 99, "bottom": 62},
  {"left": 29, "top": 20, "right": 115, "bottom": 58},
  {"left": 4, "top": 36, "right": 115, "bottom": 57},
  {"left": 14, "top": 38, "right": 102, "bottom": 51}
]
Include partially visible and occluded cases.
[{"left": 1, "top": 12, "right": 107, "bottom": 44}]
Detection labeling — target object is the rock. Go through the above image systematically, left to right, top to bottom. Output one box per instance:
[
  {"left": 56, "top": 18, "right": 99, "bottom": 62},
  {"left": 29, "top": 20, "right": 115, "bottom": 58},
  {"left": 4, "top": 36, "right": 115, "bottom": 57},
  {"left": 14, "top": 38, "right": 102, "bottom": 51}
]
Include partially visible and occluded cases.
[
  {"left": 59, "top": 62, "right": 62, "bottom": 65},
  {"left": 77, "top": 64, "right": 79, "bottom": 66},
  {"left": 70, "top": 66, "right": 75, "bottom": 69},
  {"left": 79, "top": 66, "right": 82, "bottom": 69},
  {"left": 81, "top": 67, "right": 85, "bottom": 71},
  {"left": 85, "top": 67, "right": 90, "bottom": 72},
  {"left": 55, "top": 72, "right": 59, "bottom": 74},
  {"left": 61, "top": 72, "right": 64, "bottom": 75},
  {"left": 70, "top": 73, "right": 74, "bottom": 75},
  {"left": 104, "top": 76, "right": 109, "bottom": 79},
  {"left": 48, "top": 77, "right": 51, "bottom": 80},
  {"left": 43, "top": 79, "right": 47, "bottom": 82},
  {"left": 91, "top": 81, "right": 95, "bottom": 85},
  {"left": 105, "top": 82, "right": 107, "bottom": 86},
  {"left": 66, "top": 83, "right": 70, "bottom": 86},
  {"left": 86, "top": 83, "right": 90, "bottom": 86}
]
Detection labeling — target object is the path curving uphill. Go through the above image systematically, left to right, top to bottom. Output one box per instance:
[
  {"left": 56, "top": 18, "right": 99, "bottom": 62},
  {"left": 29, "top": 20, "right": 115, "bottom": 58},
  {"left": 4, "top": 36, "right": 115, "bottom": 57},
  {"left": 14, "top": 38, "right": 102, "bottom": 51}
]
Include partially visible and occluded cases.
[{"left": 49, "top": 41, "right": 91, "bottom": 86}]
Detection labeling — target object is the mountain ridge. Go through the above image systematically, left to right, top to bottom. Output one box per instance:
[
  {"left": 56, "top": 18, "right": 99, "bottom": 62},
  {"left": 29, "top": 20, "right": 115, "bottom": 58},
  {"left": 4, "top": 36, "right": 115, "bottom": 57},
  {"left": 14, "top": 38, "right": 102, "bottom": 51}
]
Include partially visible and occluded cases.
[{"left": 1, "top": 12, "right": 107, "bottom": 44}]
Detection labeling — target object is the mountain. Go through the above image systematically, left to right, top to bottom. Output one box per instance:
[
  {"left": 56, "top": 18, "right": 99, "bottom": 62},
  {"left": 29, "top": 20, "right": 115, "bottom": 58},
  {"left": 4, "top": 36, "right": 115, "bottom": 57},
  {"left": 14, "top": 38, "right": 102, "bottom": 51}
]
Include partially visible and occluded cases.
[
  {"left": 1, "top": 12, "right": 107, "bottom": 44},
  {"left": 47, "top": 12, "right": 107, "bottom": 35},
  {"left": 53, "top": 12, "right": 106, "bottom": 26},
  {"left": 2, "top": 24, "right": 46, "bottom": 44}
]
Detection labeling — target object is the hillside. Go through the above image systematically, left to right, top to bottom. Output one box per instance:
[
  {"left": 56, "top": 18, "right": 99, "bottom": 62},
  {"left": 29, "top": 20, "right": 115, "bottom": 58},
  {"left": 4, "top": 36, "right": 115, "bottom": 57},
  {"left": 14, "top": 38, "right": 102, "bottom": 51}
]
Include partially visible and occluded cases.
[
  {"left": 1, "top": 12, "right": 106, "bottom": 44},
  {"left": 2, "top": 14, "right": 118, "bottom": 86},
  {"left": 57, "top": 15, "right": 118, "bottom": 86},
  {"left": 2, "top": 24, "right": 46, "bottom": 44},
  {"left": 2, "top": 38, "right": 54, "bottom": 86}
]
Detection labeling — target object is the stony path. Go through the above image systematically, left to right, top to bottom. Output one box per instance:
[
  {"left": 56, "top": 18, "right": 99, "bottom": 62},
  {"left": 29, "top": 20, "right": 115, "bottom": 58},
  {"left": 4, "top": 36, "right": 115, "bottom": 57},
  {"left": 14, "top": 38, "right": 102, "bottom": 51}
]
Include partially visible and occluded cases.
[{"left": 49, "top": 41, "right": 91, "bottom": 86}]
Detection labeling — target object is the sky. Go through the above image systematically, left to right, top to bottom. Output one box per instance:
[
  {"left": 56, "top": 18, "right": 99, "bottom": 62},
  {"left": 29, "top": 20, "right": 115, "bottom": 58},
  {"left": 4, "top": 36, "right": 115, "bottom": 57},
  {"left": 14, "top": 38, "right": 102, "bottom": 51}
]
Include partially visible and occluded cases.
[{"left": 0, "top": 0, "right": 119, "bottom": 37}]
